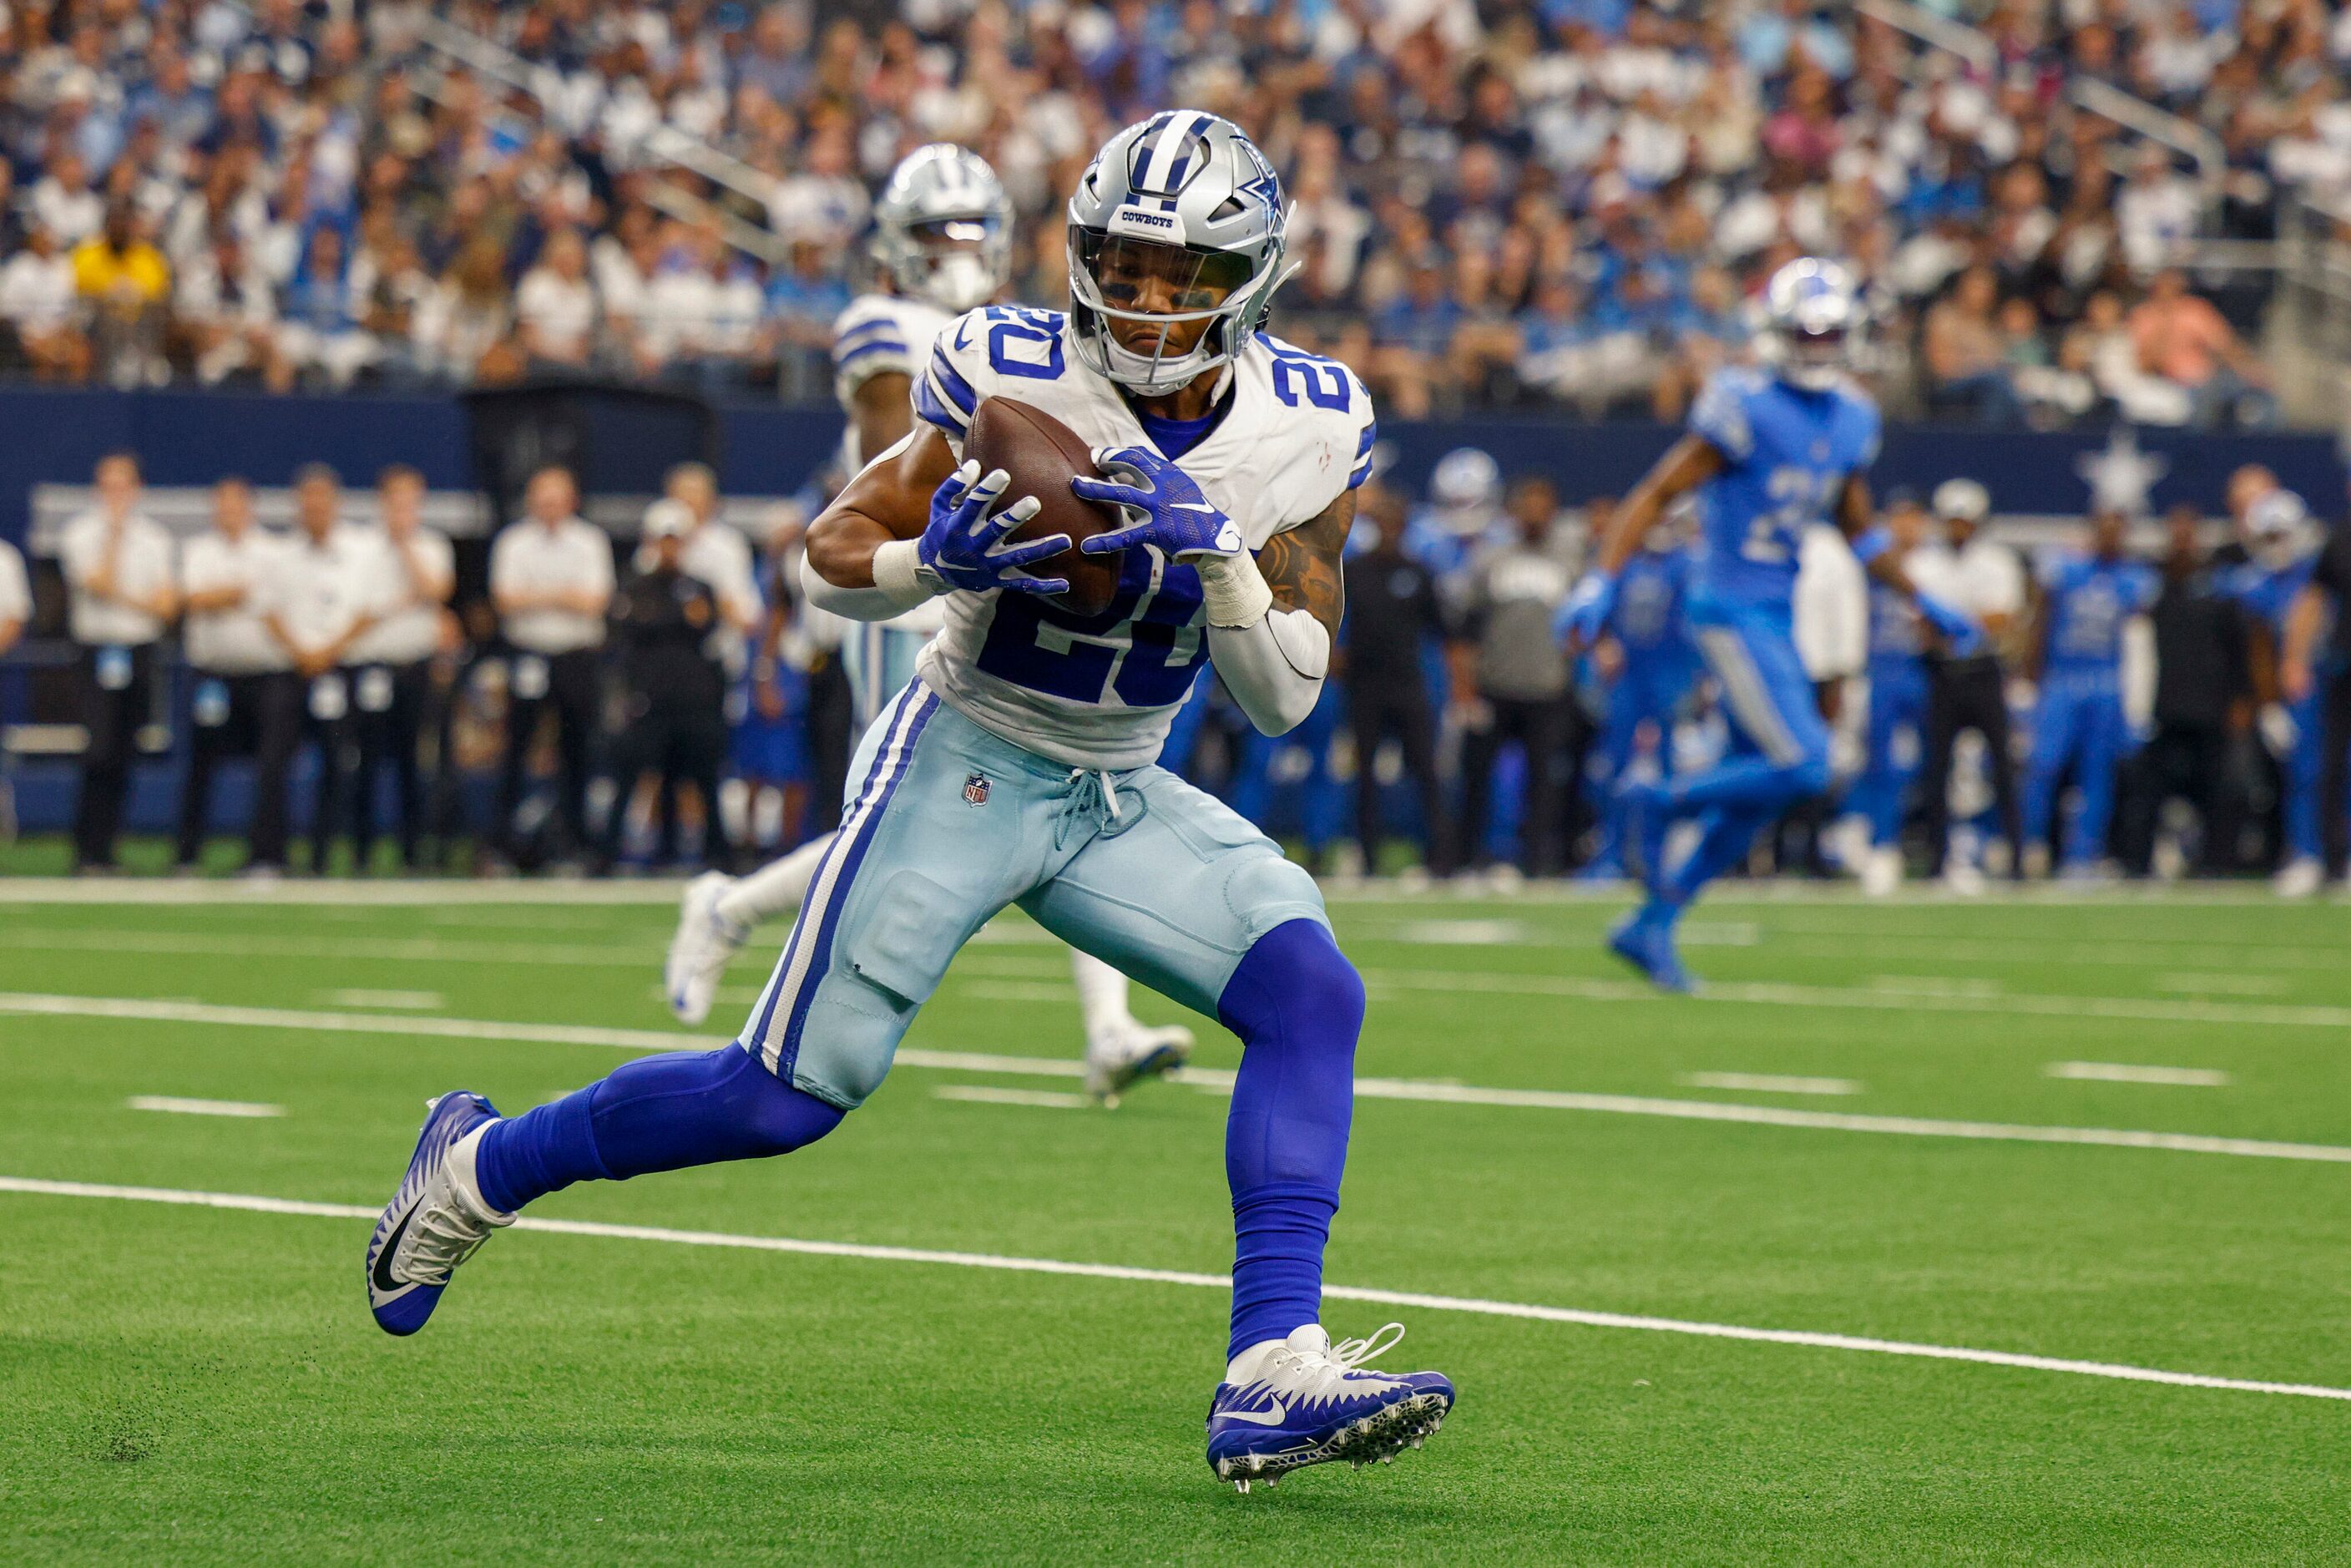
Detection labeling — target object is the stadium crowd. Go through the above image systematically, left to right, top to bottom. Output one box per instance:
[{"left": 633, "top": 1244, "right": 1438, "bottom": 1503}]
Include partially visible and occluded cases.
[
  {"left": 0, "top": 0, "right": 2337, "bottom": 426},
  {"left": 14, "top": 443, "right": 2351, "bottom": 893}
]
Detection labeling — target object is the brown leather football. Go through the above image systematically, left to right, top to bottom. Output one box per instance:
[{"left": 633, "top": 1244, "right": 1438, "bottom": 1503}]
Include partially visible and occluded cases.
[{"left": 963, "top": 396, "right": 1125, "bottom": 616}]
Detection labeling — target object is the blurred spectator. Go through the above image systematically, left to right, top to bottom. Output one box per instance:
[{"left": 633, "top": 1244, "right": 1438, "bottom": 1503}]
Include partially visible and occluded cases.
[
  {"left": 71, "top": 203, "right": 169, "bottom": 387},
  {"left": 0, "top": 225, "right": 92, "bottom": 381},
  {"left": 273, "top": 226, "right": 378, "bottom": 392},
  {"left": 515, "top": 228, "right": 599, "bottom": 372},
  {"left": 174, "top": 229, "right": 276, "bottom": 386},
  {"left": 1923, "top": 267, "right": 2021, "bottom": 427},
  {"left": 2128, "top": 268, "right": 2276, "bottom": 429},
  {"left": 59, "top": 453, "right": 177, "bottom": 874},
  {"left": 265, "top": 464, "right": 379, "bottom": 872},
  {"left": 346, "top": 466, "right": 455, "bottom": 871},
  {"left": 489, "top": 466, "right": 612, "bottom": 870},
  {"left": 1455, "top": 475, "right": 1577, "bottom": 879},
  {"left": 176, "top": 477, "right": 298, "bottom": 875},
  {"left": 1910, "top": 478, "right": 2027, "bottom": 886},
  {"left": 1342, "top": 483, "right": 1450, "bottom": 879},
  {"left": 600, "top": 503, "right": 731, "bottom": 873},
  {"left": 2122, "top": 507, "right": 2247, "bottom": 877},
  {"left": 0, "top": 535, "right": 25, "bottom": 656}
]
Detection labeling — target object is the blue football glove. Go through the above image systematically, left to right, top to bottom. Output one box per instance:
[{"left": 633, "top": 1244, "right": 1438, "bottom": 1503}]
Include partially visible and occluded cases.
[
  {"left": 1071, "top": 445, "right": 1243, "bottom": 559},
  {"left": 919, "top": 460, "right": 1070, "bottom": 597},
  {"left": 1560, "top": 570, "right": 1616, "bottom": 649},
  {"left": 1914, "top": 591, "right": 1982, "bottom": 655}
]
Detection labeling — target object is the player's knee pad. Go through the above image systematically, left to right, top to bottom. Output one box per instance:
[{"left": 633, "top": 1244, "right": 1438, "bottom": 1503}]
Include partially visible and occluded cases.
[
  {"left": 1219, "top": 918, "right": 1365, "bottom": 1056},
  {"left": 1220, "top": 919, "right": 1361, "bottom": 1193}
]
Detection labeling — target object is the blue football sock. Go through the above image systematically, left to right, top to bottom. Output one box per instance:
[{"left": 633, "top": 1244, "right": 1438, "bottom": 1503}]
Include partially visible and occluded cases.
[
  {"left": 1666, "top": 753, "right": 1823, "bottom": 814},
  {"left": 1664, "top": 802, "right": 1779, "bottom": 910},
  {"left": 1217, "top": 918, "right": 1363, "bottom": 1361},
  {"left": 474, "top": 1044, "right": 844, "bottom": 1214}
]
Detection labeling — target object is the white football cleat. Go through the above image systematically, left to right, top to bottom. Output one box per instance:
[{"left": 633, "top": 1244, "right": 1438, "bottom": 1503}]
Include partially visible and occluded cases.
[
  {"left": 1860, "top": 845, "right": 1902, "bottom": 898},
  {"left": 2274, "top": 857, "right": 2323, "bottom": 899},
  {"left": 666, "top": 871, "right": 749, "bottom": 1025},
  {"left": 1082, "top": 1021, "right": 1193, "bottom": 1107},
  {"left": 366, "top": 1093, "right": 513, "bottom": 1335},
  {"left": 1206, "top": 1323, "right": 1454, "bottom": 1489}
]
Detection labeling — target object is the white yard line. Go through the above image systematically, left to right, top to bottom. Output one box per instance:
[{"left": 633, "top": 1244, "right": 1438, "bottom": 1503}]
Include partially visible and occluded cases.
[
  {"left": 14, "top": 925, "right": 2351, "bottom": 1031},
  {"left": 1364, "top": 968, "right": 2351, "bottom": 1033},
  {"left": 2154, "top": 974, "right": 2292, "bottom": 997},
  {"left": 318, "top": 989, "right": 445, "bottom": 1010},
  {"left": 0, "top": 991, "right": 2341, "bottom": 1165},
  {"left": 2048, "top": 1063, "right": 2234, "bottom": 1088},
  {"left": 1680, "top": 1073, "right": 1861, "bottom": 1096},
  {"left": 933, "top": 1086, "right": 1090, "bottom": 1110},
  {"left": 124, "top": 1095, "right": 284, "bottom": 1118},
  {"left": 1, "top": 1172, "right": 2343, "bottom": 1403}
]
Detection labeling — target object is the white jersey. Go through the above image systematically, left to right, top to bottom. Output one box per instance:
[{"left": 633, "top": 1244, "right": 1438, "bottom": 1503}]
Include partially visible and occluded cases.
[
  {"left": 834, "top": 291, "right": 952, "bottom": 642},
  {"left": 913, "top": 306, "right": 1375, "bottom": 770}
]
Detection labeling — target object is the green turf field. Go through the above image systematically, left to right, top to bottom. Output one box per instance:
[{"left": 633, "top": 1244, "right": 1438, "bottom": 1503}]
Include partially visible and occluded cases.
[{"left": 3, "top": 883, "right": 2348, "bottom": 1563}]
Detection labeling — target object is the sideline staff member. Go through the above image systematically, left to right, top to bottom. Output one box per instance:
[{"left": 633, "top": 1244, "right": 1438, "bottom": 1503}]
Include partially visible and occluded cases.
[
  {"left": 59, "top": 451, "right": 176, "bottom": 873},
  {"left": 265, "top": 464, "right": 379, "bottom": 872},
  {"left": 346, "top": 464, "right": 454, "bottom": 871},
  {"left": 489, "top": 465, "right": 611, "bottom": 867},
  {"left": 176, "top": 476, "right": 299, "bottom": 873},
  {"left": 1910, "top": 478, "right": 2027, "bottom": 885},
  {"left": 601, "top": 502, "right": 731, "bottom": 871},
  {"left": 0, "top": 535, "right": 27, "bottom": 653}
]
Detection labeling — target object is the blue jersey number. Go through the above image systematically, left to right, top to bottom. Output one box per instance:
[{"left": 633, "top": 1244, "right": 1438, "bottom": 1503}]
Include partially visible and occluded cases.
[
  {"left": 985, "top": 307, "right": 1065, "bottom": 381},
  {"left": 1269, "top": 354, "right": 1351, "bottom": 411},
  {"left": 975, "top": 551, "right": 1206, "bottom": 708}
]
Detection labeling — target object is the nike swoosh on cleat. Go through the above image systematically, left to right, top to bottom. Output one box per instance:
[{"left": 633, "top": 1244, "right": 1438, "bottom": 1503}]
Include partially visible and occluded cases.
[
  {"left": 371, "top": 1205, "right": 417, "bottom": 1295},
  {"left": 1218, "top": 1400, "right": 1288, "bottom": 1427}
]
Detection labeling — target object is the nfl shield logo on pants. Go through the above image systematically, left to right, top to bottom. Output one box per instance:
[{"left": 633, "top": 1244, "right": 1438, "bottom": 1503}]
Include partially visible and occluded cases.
[{"left": 962, "top": 772, "right": 991, "bottom": 807}]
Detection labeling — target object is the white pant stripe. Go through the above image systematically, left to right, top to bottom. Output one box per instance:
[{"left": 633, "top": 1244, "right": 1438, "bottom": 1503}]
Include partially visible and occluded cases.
[
  {"left": 1695, "top": 625, "right": 1804, "bottom": 767},
  {"left": 755, "top": 684, "right": 934, "bottom": 1072}
]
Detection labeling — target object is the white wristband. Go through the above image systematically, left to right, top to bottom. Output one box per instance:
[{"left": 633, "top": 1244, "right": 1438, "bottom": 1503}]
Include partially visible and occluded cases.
[
  {"left": 870, "top": 539, "right": 941, "bottom": 611},
  {"left": 1193, "top": 549, "right": 1274, "bottom": 628}
]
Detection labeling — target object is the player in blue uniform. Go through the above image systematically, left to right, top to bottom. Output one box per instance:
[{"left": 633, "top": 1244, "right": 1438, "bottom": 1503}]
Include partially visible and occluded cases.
[
  {"left": 367, "top": 112, "right": 1450, "bottom": 1489},
  {"left": 1565, "top": 259, "right": 1974, "bottom": 990},
  {"left": 2224, "top": 488, "right": 2328, "bottom": 894},
  {"left": 1843, "top": 497, "right": 1934, "bottom": 894},
  {"left": 2020, "top": 509, "right": 2159, "bottom": 877},
  {"left": 1575, "top": 520, "right": 1696, "bottom": 879}
]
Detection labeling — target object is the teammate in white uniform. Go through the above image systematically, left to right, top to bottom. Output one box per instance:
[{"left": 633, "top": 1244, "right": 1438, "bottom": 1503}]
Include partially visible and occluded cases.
[
  {"left": 372, "top": 114, "right": 1452, "bottom": 1486},
  {"left": 665, "top": 144, "right": 1192, "bottom": 1105}
]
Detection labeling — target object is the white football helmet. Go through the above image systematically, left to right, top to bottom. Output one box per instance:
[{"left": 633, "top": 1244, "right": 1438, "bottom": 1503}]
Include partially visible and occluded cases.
[
  {"left": 1064, "top": 111, "right": 1296, "bottom": 394},
  {"left": 871, "top": 144, "right": 1014, "bottom": 314},
  {"left": 1756, "top": 257, "right": 1863, "bottom": 392}
]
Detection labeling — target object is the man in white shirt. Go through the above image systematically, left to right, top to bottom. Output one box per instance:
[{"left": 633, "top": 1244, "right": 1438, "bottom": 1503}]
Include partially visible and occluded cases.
[
  {"left": 0, "top": 224, "right": 92, "bottom": 382},
  {"left": 515, "top": 228, "right": 599, "bottom": 369},
  {"left": 58, "top": 451, "right": 176, "bottom": 872},
  {"left": 662, "top": 462, "right": 761, "bottom": 636},
  {"left": 264, "top": 464, "right": 381, "bottom": 873},
  {"left": 346, "top": 464, "right": 455, "bottom": 871},
  {"left": 489, "top": 464, "right": 613, "bottom": 867},
  {"left": 175, "top": 476, "right": 301, "bottom": 873},
  {"left": 1909, "top": 478, "right": 2028, "bottom": 885},
  {"left": 0, "top": 535, "right": 28, "bottom": 655}
]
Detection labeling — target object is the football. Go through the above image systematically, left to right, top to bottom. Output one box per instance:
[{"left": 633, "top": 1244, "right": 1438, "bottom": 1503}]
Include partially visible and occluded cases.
[{"left": 963, "top": 395, "right": 1126, "bottom": 616}]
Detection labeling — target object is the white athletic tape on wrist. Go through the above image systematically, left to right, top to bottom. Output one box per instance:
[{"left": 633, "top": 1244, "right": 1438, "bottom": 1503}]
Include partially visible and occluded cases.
[
  {"left": 871, "top": 538, "right": 941, "bottom": 609},
  {"left": 1192, "top": 550, "right": 1274, "bottom": 628}
]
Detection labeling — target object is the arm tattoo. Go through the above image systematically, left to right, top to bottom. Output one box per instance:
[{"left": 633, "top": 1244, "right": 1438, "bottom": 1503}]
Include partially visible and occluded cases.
[{"left": 1255, "top": 490, "right": 1352, "bottom": 639}]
